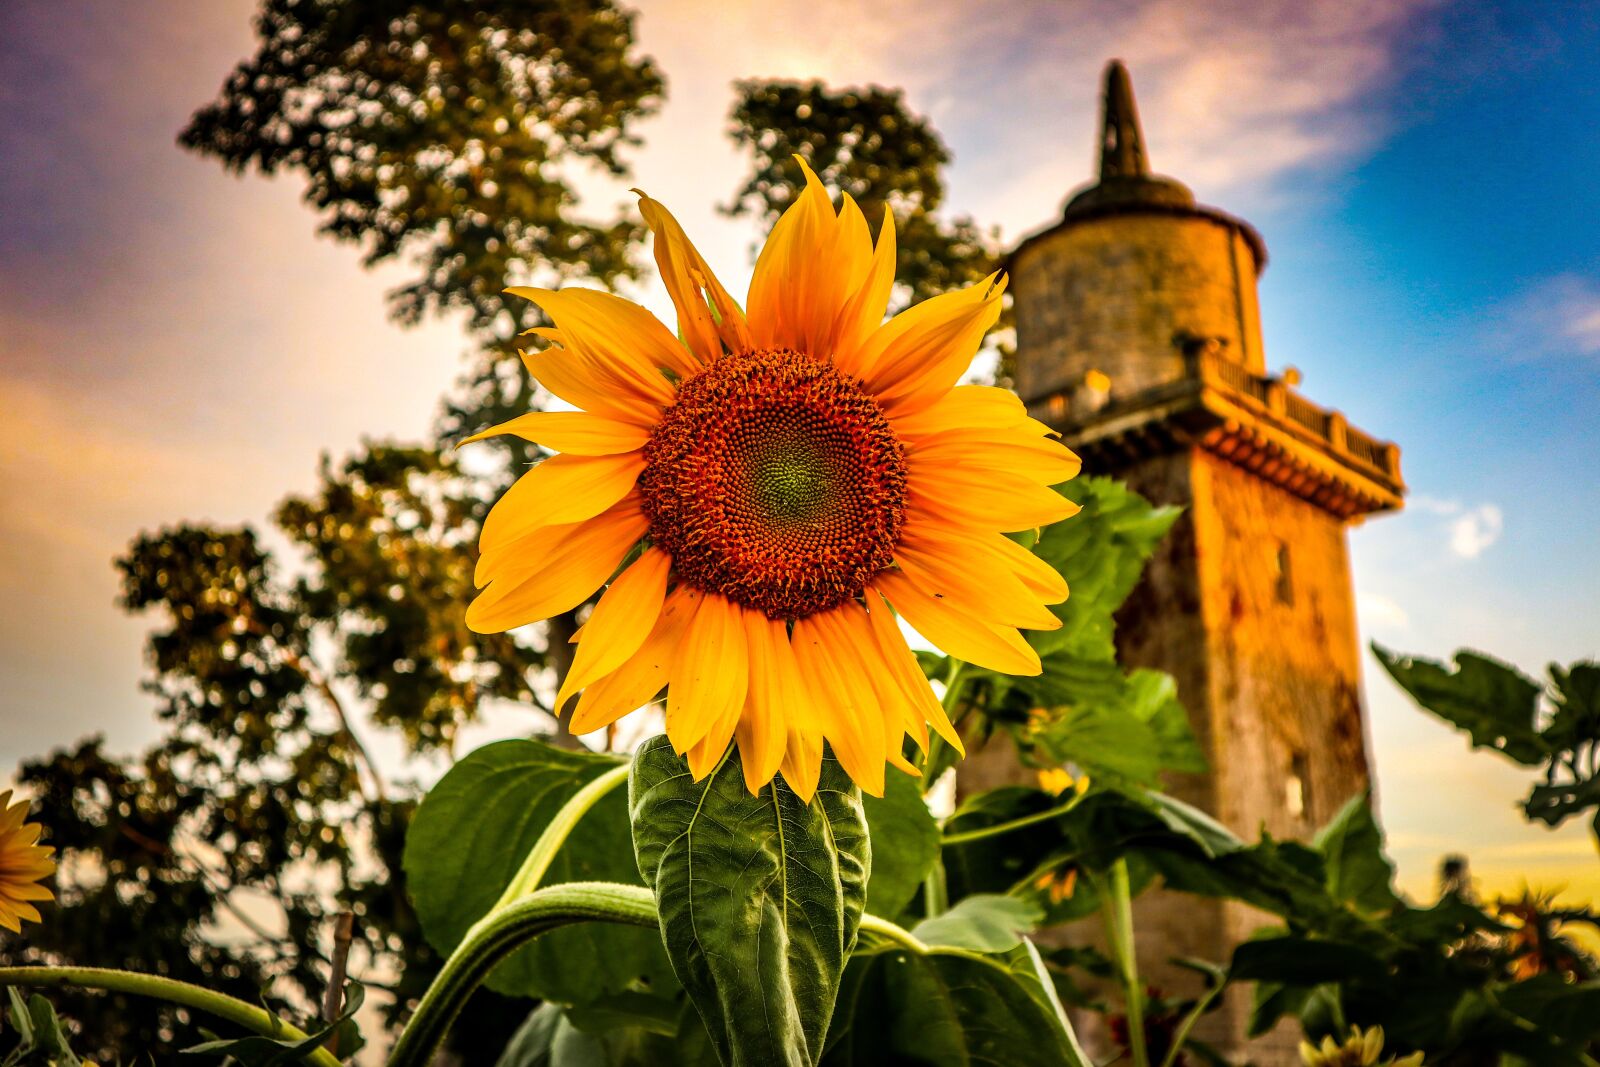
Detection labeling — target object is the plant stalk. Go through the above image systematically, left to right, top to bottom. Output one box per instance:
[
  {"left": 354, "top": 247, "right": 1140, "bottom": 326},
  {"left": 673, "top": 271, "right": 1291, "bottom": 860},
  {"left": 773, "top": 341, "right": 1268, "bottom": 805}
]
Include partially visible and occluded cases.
[
  {"left": 493, "top": 760, "right": 630, "bottom": 909},
  {"left": 940, "top": 789, "right": 1090, "bottom": 847},
  {"left": 1102, "top": 858, "right": 1149, "bottom": 1067},
  {"left": 388, "top": 881, "right": 657, "bottom": 1067},
  {"left": 0, "top": 966, "right": 340, "bottom": 1067}
]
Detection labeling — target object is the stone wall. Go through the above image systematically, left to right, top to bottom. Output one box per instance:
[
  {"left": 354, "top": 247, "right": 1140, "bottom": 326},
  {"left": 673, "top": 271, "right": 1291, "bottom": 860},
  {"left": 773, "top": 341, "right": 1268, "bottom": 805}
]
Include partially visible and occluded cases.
[{"left": 1010, "top": 214, "right": 1265, "bottom": 406}]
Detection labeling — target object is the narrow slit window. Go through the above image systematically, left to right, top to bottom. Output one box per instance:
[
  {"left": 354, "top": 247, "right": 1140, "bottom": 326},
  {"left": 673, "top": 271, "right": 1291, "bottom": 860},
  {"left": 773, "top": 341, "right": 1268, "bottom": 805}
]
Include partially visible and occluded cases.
[{"left": 1272, "top": 541, "right": 1294, "bottom": 605}]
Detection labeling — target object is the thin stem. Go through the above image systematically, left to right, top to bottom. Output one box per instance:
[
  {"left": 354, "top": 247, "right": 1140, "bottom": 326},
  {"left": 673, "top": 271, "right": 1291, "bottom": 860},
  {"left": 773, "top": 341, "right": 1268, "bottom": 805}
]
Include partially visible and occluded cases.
[
  {"left": 918, "top": 658, "right": 967, "bottom": 790},
  {"left": 492, "top": 761, "right": 630, "bottom": 909},
  {"left": 940, "top": 789, "right": 1089, "bottom": 848},
  {"left": 1102, "top": 859, "right": 1149, "bottom": 1067},
  {"left": 922, "top": 860, "right": 949, "bottom": 918},
  {"left": 387, "top": 881, "right": 656, "bottom": 1067},
  {"left": 857, "top": 913, "right": 931, "bottom": 954},
  {"left": 0, "top": 967, "right": 340, "bottom": 1067},
  {"left": 1158, "top": 980, "right": 1223, "bottom": 1067}
]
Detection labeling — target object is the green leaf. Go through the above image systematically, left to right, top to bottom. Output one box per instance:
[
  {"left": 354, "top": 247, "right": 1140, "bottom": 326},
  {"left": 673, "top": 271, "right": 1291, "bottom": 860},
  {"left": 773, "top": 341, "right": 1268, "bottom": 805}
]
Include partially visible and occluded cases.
[
  {"left": 1028, "top": 476, "right": 1181, "bottom": 664},
  {"left": 1374, "top": 645, "right": 1548, "bottom": 765},
  {"left": 1546, "top": 662, "right": 1600, "bottom": 747},
  {"left": 630, "top": 737, "right": 869, "bottom": 1067},
  {"left": 405, "top": 739, "right": 675, "bottom": 1005},
  {"left": 861, "top": 767, "right": 940, "bottom": 919},
  {"left": 1312, "top": 793, "right": 1399, "bottom": 914},
  {"left": 911, "top": 894, "right": 1044, "bottom": 953},
  {"left": 1229, "top": 936, "right": 1386, "bottom": 985},
  {"left": 823, "top": 947, "right": 1086, "bottom": 1066},
  {"left": 185, "top": 983, "right": 364, "bottom": 1065},
  {"left": 23, "top": 995, "right": 77, "bottom": 1066},
  {"left": 495, "top": 1002, "right": 684, "bottom": 1067}
]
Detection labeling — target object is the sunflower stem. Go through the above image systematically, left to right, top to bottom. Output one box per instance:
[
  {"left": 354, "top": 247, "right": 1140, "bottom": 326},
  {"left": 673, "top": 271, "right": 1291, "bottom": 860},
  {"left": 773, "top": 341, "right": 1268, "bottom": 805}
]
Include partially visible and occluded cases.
[
  {"left": 492, "top": 760, "right": 630, "bottom": 909},
  {"left": 940, "top": 788, "right": 1090, "bottom": 847},
  {"left": 1102, "top": 858, "right": 1149, "bottom": 1067},
  {"left": 388, "top": 882, "right": 657, "bottom": 1067},
  {"left": 0, "top": 966, "right": 340, "bottom": 1067}
]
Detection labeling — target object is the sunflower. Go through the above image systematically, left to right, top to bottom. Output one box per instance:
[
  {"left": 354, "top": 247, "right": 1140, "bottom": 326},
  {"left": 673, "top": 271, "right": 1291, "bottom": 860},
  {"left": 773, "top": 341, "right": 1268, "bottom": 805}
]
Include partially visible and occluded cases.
[
  {"left": 466, "top": 160, "right": 1080, "bottom": 799},
  {"left": 0, "top": 790, "right": 55, "bottom": 933}
]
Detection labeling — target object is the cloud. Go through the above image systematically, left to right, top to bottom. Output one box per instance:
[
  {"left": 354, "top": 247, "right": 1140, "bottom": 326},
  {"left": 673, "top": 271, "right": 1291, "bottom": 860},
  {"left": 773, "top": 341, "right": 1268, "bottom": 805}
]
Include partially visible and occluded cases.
[
  {"left": 1488, "top": 274, "right": 1600, "bottom": 362},
  {"left": 1411, "top": 496, "right": 1504, "bottom": 559},
  {"left": 1358, "top": 590, "right": 1410, "bottom": 630}
]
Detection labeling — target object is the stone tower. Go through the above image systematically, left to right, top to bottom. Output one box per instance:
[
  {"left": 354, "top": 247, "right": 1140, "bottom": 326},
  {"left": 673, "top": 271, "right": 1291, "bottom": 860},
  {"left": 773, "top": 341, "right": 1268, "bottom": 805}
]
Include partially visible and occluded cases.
[{"left": 1007, "top": 61, "right": 1406, "bottom": 1054}]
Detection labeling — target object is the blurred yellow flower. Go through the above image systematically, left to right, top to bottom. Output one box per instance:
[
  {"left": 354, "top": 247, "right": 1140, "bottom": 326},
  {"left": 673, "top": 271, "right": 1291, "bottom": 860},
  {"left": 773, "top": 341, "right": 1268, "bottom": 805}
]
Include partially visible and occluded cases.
[
  {"left": 467, "top": 159, "right": 1080, "bottom": 799},
  {"left": 0, "top": 790, "right": 55, "bottom": 933},
  {"left": 1299, "top": 1026, "right": 1423, "bottom": 1067}
]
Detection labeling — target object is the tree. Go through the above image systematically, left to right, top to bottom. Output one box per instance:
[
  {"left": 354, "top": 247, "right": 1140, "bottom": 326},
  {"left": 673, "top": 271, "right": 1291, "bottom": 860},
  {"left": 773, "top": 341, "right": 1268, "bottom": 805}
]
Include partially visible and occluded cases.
[
  {"left": 179, "top": 0, "right": 665, "bottom": 437},
  {"left": 725, "top": 81, "right": 1000, "bottom": 310},
  {"left": 6, "top": 447, "right": 545, "bottom": 1058}
]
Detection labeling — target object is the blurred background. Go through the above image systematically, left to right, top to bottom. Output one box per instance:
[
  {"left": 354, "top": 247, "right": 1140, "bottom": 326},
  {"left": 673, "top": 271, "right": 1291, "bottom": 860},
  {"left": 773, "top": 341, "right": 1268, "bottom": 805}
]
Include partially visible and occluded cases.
[{"left": 1, "top": 0, "right": 1597, "bottom": 1057}]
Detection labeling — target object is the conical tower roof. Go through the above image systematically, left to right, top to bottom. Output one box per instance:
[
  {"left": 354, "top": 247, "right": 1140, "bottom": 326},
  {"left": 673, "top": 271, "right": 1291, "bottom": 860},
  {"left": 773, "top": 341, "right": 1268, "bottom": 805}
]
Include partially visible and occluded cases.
[{"left": 1064, "top": 60, "right": 1196, "bottom": 215}]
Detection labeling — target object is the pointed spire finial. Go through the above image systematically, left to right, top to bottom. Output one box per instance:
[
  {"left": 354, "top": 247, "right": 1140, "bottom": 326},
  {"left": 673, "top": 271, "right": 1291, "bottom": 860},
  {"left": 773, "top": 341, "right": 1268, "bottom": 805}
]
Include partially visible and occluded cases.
[{"left": 1099, "top": 60, "right": 1149, "bottom": 181}]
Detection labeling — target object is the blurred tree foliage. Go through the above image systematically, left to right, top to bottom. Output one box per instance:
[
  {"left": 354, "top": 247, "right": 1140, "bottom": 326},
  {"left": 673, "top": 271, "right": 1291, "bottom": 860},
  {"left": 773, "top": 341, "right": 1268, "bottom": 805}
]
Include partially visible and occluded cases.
[
  {"left": 179, "top": 0, "right": 664, "bottom": 437},
  {"left": 725, "top": 81, "right": 999, "bottom": 308},
  {"left": 6, "top": 448, "right": 549, "bottom": 1058}
]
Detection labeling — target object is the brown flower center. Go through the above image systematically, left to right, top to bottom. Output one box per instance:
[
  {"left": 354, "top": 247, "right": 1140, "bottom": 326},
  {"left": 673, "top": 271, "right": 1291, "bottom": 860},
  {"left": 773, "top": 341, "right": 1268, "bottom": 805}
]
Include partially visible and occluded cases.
[{"left": 638, "top": 348, "right": 908, "bottom": 619}]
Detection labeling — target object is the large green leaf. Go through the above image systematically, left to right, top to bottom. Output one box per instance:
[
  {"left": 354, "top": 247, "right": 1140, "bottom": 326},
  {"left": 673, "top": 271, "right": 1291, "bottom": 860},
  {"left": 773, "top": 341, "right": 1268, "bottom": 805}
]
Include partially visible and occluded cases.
[
  {"left": 1374, "top": 645, "right": 1548, "bottom": 765},
  {"left": 630, "top": 737, "right": 869, "bottom": 1067},
  {"left": 404, "top": 739, "right": 675, "bottom": 1004},
  {"left": 861, "top": 767, "right": 940, "bottom": 919},
  {"left": 1312, "top": 793, "right": 1398, "bottom": 915},
  {"left": 911, "top": 894, "right": 1043, "bottom": 953},
  {"left": 822, "top": 945, "right": 1085, "bottom": 1066},
  {"left": 495, "top": 1002, "right": 684, "bottom": 1067}
]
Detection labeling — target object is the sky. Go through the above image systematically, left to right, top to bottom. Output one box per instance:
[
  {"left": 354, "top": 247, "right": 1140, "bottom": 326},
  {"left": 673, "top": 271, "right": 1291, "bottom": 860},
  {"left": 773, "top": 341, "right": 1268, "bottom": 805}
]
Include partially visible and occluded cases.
[{"left": 2, "top": 0, "right": 1598, "bottom": 911}]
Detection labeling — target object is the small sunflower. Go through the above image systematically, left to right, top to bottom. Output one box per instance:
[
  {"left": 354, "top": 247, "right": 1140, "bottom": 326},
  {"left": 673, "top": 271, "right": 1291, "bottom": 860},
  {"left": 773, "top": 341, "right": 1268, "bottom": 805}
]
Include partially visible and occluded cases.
[
  {"left": 467, "top": 160, "right": 1080, "bottom": 799},
  {"left": 0, "top": 790, "right": 55, "bottom": 933}
]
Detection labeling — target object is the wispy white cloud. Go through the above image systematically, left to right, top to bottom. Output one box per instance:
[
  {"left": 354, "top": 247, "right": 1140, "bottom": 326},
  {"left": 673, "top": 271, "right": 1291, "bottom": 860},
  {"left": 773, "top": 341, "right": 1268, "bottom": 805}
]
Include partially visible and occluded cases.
[
  {"left": 1489, "top": 273, "right": 1600, "bottom": 362},
  {"left": 1412, "top": 496, "right": 1504, "bottom": 559},
  {"left": 1358, "top": 590, "right": 1410, "bottom": 630}
]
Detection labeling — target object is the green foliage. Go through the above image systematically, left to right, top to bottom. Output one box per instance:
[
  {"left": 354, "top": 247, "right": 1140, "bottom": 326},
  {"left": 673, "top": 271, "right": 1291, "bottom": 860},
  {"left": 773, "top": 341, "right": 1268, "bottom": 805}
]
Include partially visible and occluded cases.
[
  {"left": 180, "top": 0, "right": 663, "bottom": 342},
  {"left": 724, "top": 81, "right": 999, "bottom": 310},
  {"left": 2, "top": 447, "right": 538, "bottom": 1059},
  {"left": 948, "top": 477, "right": 1194, "bottom": 789},
  {"left": 1377, "top": 646, "right": 1600, "bottom": 844},
  {"left": 629, "top": 738, "right": 869, "bottom": 1067},
  {"left": 404, "top": 739, "right": 673, "bottom": 1004},
  {"left": 859, "top": 768, "right": 940, "bottom": 920},
  {"left": 910, "top": 894, "right": 1043, "bottom": 953},
  {"left": 823, "top": 943, "right": 1087, "bottom": 1066},
  {"left": 185, "top": 981, "right": 366, "bottom": 1064},
  {"left": 1, "top": 989, "right": 83, "bottom": 1067},
  {"left": 494, "top": 1001, "right": 688, "bottom": 1067}
]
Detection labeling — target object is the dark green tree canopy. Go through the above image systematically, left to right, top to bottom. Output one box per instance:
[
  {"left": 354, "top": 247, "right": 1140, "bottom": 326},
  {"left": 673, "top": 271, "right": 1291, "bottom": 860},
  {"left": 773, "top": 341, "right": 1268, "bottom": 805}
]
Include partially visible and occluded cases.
[
  {"left": 180, "top": 0, "right": 665, "bottom": 340},
  {"left": 725, "top": 80, "right": 999, "bottom": 307}
]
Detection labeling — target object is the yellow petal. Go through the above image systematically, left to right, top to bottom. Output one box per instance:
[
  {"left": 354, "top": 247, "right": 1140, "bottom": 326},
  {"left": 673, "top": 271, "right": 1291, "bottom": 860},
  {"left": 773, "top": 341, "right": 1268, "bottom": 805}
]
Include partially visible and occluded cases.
[
  {"left": 746, "top": 158, "right": 873, "bottom": 357},
  {"left": 636, "top": 192, "right": 752, "bottom": 362},
  {"left": 833, "top": 205, "right": 897, "bottom": 377},
  {"left": 857, "top": 273, "right": 1005, "bottom": 416},
  {"left": 507, "top": 286, "right": 694, "bottom": 389},
  {"left": 520, "top": 345, "right": 664, "bottom": 427},
  {"left": 891, "top": 384, "right": 1028, "bottom": 442},
  {"left": 460, "top": 410, "right": 652, "bottom": 454},
  {"left": 912, "top": 431, "right": 1083, "bottom": 485},
  {"left": 480, "top": 452, "right": 644, "bottom": 551},
  {"left": 908, "top": 460, "right": 1081, "bottom": 532},
  {"left": 466, "top": 499, "right": 648, "bottom": 633},
  {"left": 895, "top": 532, "right": 1062, "bottom": 632},
  {"left": 554, "top": 547, "right": 672, "bottom": 711},
  {"left": 875, "top": 569, "right": 1041, "bottom": 676},
  {"left": 569, "top": 587, "right": 702, "bottom": 735},
  {"left": 864, "top": 588, "right": 963, "bottom": 754},
  {"left": 666, "top": 593, "right": 750, "bottom": 756},
  {"left": 792, "top": 609, "right": 887, "bottom": 798},
  {"left": 736, "top": 613, "right": 792, "bottom": 793}
]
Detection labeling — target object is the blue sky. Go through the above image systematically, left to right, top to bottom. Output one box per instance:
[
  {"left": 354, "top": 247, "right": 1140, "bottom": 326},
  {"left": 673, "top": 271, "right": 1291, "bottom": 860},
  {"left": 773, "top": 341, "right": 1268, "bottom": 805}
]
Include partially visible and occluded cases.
[{"left": 1, "top": 0, "right": 1596, "bottom": 903}]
